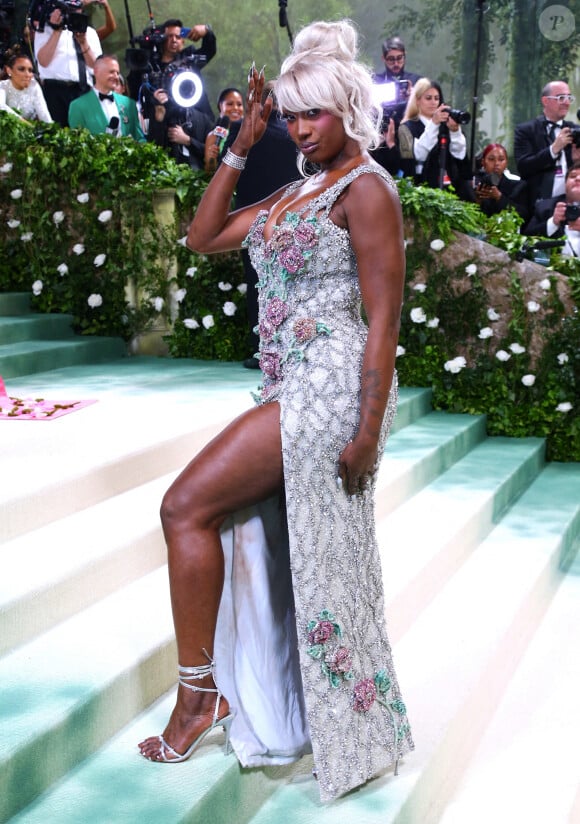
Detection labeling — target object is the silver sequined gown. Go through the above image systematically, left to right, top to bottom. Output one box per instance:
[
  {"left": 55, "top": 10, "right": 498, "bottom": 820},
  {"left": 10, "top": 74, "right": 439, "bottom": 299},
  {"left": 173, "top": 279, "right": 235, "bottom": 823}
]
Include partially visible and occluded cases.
[{"left": 214, "top": 164, "right": 414, "bottom": 803}]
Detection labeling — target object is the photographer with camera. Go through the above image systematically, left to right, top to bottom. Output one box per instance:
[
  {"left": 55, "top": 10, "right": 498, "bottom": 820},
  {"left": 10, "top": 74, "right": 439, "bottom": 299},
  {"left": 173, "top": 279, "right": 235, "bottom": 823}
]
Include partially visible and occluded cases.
[
  {"left": 34, "top": 0, "right": 101, "bottom": 126},
  {"left": 128, "top": 18, "right": 216, "bottom": 168},
  {"left": 127, "top": 19, "right": 215, "bottom": 118},
  {"left": 370, "top": 36, "right": 420, "bottom": 177},
  {"left": 373, "top": 36, "right": 420, "bottom": 87},
  {"left": 397, "top": 77, "right": 473, "bottom": 201},
  {"left": 514, "top": 81, "right": 576, "bottom": 211},
  {"left": 473, "top": 143, "right": 529, "bottom": 221},
  {"left": 525, "top": 162, "right": 580, "bottom": 254}
]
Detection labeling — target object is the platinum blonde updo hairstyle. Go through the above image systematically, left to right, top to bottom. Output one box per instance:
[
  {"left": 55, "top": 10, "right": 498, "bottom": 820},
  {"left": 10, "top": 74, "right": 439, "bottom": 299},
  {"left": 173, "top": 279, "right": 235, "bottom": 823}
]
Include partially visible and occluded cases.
[{"left": 274, "top": 20, "right": 381, "bottom": 155}]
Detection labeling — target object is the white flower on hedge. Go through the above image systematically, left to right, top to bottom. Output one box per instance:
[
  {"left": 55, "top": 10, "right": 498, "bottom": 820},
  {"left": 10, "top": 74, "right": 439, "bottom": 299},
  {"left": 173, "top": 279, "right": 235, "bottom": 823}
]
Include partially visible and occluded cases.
[
  {"left": 0, "top": 162, "right": 13, "bottom": 173},
  {"left": 10, "top": 188, "right": 22, "bottom": 199},
  {"left": 77, "top": 192, "right": 90, "bottom": 203},
  {"left": 98, "top": 209, "right": 113, "bottom": 223},
  {"left": 52, "top": 211, "right": 65, "bottom": 225},
  {"left": 7, "top": 219, "right": 20, "bottom": 229},
  {"left": 20, "top": 232, "right": 33, "bottom": 242},
  {"left": 177, "top": 235, "right": 188, "bottom": 246},
  {"left": 430, "top": 239, "right": 445, "bottom": 251},
  {"left": 73, "top": 243, "right": 85, "bottom": 255},
  {"left": 93, "top": 253, "right": 106, "bottom": 267},
  {"left": 57, "top": 263, "right": 69, "bottom": 276},
  {"left": 465, "top": 263, "right": 477, "bottom": 276},
  {"left": 185, "top": 266, "right": 197, "bottom": 277},
  {"left": 539, "top": 278, "right": 551, "bottom": 291},
  {"left": 32, "top": 279, "right": 43, "bottom": 296},
  {"left": 218, "top": 281, "right": 233, "bottom": 291},
  {"left": 237, "top": 283, "right": 248, "bottom": 295},
  {"left": 413, "top": 283, "right": 427, "bottom": 292},
  {"left": 174, "top": 288, "right": 187, "bottom": 303},
  {"left": 87, "top": 293, "right": 103, "bottom": 308},
  {"left": 151, "top": 296, "right": 164, "bottom": 312},
  {"left": 527, "top": 300, "right": 541, "bottom": 313},
  {"left": 223, "top": 301, "right": 237, "bottom": 316},
  {"left": 410, "top": 307, "right": 427, "bottom": 323},
  {"left": 487, "top": 308, "right": 500, "bottom": 321},
  {"left": 202, "top": 314, "right": 214, "bottom": 329},
  {"left": 427, "top": 317, "right": 440, "bottom": 328},
  {"left": 183, "top": 318, "right": 200, "bottom": 329},
  {"left": 478, "top": 326, "right": 493, "bottom": 339},
  {"left": 509, "top": 342, "right": 526, "bottom": 354},
  {"left": 396, "top": 345, "right": 406, "bottom": 357},
  {"left": 495, "top": 349, "right": 511, "bottom": 362},
  {"left": 557, "top": 352, "right": 569, "bottom": 365},
  {"left": 444, "top": 356, "right": 467, "bottom": 374},
  {"left": 521, "top": 374, "right": 536, "bottom": 387},
  {"left": 556, "top": 401, "right": 572, "bottom": 412}
]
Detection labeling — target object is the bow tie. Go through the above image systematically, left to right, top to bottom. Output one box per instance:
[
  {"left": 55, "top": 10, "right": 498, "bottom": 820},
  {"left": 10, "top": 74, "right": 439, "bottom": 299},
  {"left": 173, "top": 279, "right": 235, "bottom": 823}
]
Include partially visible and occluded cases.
[
  {"left": 99, "top": 92, "right": 114, "bottom": 102},
  {"left": 546, "top": 119, "right": 563, "bottom": 128}
]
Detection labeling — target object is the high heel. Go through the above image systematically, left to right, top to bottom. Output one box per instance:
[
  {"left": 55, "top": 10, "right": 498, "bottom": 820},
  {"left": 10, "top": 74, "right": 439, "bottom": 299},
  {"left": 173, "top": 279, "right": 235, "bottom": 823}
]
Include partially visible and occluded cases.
[{"left": 150, "top": 649, "right": 235, "bottom": 763}]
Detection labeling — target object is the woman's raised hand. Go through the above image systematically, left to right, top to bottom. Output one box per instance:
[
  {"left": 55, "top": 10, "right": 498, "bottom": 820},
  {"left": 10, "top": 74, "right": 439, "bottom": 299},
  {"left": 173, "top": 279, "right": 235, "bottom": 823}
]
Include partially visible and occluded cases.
[{"left": 233, "top": 64, "right": 273, "bottom": 153}]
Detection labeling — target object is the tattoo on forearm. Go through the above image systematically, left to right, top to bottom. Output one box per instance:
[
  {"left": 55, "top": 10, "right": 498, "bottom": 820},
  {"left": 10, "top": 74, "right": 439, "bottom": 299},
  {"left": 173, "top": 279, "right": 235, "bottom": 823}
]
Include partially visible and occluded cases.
[{"left": 360, "top": 369, "right": 385, "bottom": 438}]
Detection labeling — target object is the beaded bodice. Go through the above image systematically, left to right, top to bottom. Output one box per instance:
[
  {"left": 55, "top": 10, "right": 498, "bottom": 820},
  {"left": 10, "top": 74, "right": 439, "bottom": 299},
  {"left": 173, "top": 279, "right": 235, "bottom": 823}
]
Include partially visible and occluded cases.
[
  {"left": 0, "top": 79, "right": 47, "bottom": 121},
  {"left": 243, "top": 164, "right": 396, "bottom": 401}
]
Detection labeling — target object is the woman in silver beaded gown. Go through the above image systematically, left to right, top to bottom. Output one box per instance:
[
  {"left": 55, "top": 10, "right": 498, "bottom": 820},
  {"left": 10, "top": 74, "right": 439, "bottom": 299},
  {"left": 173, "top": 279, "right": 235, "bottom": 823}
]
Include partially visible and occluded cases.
[
  {"left": 139, "top": 19, "right": 414, "bottom": 802},
  {"left": 0, "top": 54, "right": 52, "bottom": 123}
]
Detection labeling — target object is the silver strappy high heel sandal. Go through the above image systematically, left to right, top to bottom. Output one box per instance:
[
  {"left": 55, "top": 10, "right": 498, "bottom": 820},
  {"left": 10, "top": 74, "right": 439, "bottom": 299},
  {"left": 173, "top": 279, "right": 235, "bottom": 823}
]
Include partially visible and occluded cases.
[{"left": 154, "top": 649, "right": 235, "bottom": 763}]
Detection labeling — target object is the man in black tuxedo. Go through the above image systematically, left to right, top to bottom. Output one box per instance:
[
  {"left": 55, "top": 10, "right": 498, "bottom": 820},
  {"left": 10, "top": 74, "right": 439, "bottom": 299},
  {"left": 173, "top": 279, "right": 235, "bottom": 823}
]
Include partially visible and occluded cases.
[
  {"left": 514, "top": 80, "right": 576, "bottom": 212},
  {"left": 525, "top": 162, "right": 580, "bottom": 253}
]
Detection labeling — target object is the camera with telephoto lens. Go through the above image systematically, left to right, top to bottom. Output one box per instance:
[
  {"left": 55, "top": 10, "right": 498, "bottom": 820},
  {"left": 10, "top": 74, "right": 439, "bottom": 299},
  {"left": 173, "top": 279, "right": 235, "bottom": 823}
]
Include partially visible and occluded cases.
[
  {"left": 28, "top": 0, "right": 88, "bottom": 33},
  {"left": 443, "top": 106, "right": 471, "bottom": 125},
  {"left": 569, "top": 124, "right": 580, "bottom": 148},
  {"left": 475, "top": 170, "right": 501, "bottom": 188},
  {"left": 565, "top": 202, "right": 580, "bottom": 223}
]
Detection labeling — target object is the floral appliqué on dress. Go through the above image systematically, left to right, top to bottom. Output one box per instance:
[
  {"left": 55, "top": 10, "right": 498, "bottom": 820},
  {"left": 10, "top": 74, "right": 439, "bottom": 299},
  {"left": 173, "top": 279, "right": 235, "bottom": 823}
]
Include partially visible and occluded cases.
[
  {"left": 244, "top": 211, "right": 332, "bottom": 401},
  {"left": 307, "top": 610, "right": 411, "bottom": 757}
]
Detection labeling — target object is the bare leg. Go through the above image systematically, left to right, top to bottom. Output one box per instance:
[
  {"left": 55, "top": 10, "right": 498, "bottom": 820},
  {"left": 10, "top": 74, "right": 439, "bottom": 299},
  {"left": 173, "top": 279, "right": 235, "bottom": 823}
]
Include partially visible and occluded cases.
[{"left": 139, "top": 401, "right": 283, "bottom": 761}]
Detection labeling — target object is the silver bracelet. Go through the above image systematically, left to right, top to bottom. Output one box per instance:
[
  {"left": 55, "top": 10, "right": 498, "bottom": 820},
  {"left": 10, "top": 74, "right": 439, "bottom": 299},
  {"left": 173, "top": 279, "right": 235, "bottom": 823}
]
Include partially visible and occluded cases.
[{"left": 222, "top": 149, "right": 247, "bottom": 170}]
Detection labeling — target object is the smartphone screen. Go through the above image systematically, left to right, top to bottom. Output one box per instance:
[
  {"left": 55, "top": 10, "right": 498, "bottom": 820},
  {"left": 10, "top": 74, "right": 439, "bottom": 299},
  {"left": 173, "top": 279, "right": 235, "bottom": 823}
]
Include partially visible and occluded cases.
[{"left": 181, "top": 27, "right": 191, "bottom": 37}]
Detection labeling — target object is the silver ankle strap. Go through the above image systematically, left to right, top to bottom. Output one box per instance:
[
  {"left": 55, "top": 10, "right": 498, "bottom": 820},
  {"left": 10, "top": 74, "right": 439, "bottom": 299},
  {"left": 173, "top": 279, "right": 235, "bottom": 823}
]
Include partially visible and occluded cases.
[{"left": 178, "top": 648, "right": 221, "bottom": 724}]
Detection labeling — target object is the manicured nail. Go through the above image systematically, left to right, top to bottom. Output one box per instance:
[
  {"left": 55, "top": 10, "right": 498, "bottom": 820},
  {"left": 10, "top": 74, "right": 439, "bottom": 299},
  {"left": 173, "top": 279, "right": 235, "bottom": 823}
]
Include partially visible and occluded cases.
[{"left": 247, "top": 61, "right": 256, "bottom": 83}]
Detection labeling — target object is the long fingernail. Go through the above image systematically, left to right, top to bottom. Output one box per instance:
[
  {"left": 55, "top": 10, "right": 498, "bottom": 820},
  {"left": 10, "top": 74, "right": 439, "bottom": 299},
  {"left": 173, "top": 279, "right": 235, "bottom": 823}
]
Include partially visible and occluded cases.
[
  {"left": 247, "top": 61, "right": 256, "bottom": 83},
  {"left": 259, "top": 64, "right": 266, "bottom": 79},
  {"left": 336, "top": 476, "right": 342, "bottom": 488}
]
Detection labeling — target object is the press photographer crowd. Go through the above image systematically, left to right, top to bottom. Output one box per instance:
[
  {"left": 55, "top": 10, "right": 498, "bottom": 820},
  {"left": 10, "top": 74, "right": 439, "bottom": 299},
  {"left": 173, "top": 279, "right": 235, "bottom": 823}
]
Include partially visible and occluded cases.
[{"left": 2, "top": 4, "right": 580, "bottom": 258}]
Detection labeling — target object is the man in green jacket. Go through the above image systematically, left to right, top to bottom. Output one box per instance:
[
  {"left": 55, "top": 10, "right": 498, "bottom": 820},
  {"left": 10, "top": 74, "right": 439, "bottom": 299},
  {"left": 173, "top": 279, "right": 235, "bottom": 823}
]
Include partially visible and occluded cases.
[{"left": 68, "top": 54, "right": 145, "bottom": 141}]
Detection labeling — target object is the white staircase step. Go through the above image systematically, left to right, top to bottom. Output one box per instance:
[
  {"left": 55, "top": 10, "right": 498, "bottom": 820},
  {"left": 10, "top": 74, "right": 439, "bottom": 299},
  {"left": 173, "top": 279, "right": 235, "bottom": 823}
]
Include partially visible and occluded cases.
[
  {"left": 0, "top": 393, "right": 250, "bottom": 544},
  {"left": 376, "top": 410, "right": 487, "bottom": 520},
  {"left": 379, "top": 436, "right": 545, "bottom": 643},
  {"left": 389, "top": 462, "right": 580, "bottom": 824},
  {"left": 240, "top": 464, "right": 580, "bottom": 824},
  {"left": 0, "top": 472, "right": 179, "bottom": 656},
  {"left": 439, "top": 545, "right": 580, "bottom": 824},
  {"left": 0, "top": 567, "right": 176, "bottom": 823},
  {"left": 7, "top": 691, "right": 306, "bottom": 824}
]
